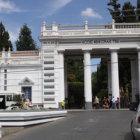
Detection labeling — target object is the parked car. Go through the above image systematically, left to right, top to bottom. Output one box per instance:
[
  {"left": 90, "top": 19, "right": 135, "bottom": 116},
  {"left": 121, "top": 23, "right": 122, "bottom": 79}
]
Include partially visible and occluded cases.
[
  {"left": 129, "top": 102, "right": 139, "bottom": 111},
  {"left": 131, "top": 104, "right": 140, "bottom": 140}
]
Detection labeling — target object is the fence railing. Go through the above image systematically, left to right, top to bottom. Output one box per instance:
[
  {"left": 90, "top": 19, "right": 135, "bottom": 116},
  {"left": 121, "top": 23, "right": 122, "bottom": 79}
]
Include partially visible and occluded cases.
[{"left": 44, "top": 22, "right": 140, "bottom": 31}]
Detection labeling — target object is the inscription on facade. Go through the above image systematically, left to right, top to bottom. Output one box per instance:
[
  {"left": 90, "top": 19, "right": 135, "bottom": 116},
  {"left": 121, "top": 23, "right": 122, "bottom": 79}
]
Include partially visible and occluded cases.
[{"left": 82, "top": 40, "right": 120, "bottom": 44}]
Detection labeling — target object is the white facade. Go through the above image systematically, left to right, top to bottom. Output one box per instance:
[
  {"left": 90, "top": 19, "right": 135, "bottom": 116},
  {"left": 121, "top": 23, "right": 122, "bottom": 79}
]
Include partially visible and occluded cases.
[
  {"left": 1, "top": 20, "right": 140, "bottom": 109},
  {"left": 0, "top": 51, "right": 43, "bottom": 107}
]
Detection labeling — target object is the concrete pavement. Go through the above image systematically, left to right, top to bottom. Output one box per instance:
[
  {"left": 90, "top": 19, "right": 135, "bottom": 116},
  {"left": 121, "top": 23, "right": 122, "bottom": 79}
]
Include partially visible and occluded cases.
[{"left": 2, "top": 110, "right": 136, "bottom": 140}]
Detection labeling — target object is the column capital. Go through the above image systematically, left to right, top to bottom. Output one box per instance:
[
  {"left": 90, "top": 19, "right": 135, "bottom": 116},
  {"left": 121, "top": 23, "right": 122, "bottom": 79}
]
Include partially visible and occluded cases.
[
  {"left": 110, "top": 48, "right": 119, "bottom": 52},
  {"left": 82, "top": 49, "right": 92, "bottom": 53}
]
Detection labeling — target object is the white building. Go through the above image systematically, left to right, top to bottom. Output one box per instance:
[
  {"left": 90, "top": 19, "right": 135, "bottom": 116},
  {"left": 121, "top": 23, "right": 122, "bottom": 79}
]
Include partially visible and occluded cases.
[{"left": 0, "top": 20, "right": 140, "bottom": 109}]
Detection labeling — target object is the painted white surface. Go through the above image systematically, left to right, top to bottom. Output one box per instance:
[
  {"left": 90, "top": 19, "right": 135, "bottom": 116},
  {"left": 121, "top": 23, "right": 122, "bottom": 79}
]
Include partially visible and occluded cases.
[
  {"left": 1, "top": 22, "right": 140, "bottom": 108},
  {"left": 111, "top": 50, "right": 120, "bottom": 100},
  {"left": 84, "top": 51, "right": 92, "bottom": 102},
  {"left": 0, "top": 110, "right": 67, "bottom": 126}
]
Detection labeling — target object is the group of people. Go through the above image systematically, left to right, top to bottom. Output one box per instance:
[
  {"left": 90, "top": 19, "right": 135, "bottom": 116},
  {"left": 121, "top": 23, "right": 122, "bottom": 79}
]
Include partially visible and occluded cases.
[
  {"left": 61, "top": 96, "right": 120, "bottom": 110},
  {"left": 93, "top": 96, "right": 120, "bottom": 109},
  {"left": 23, "top": 99, "right": 33, "bottom": 109}
]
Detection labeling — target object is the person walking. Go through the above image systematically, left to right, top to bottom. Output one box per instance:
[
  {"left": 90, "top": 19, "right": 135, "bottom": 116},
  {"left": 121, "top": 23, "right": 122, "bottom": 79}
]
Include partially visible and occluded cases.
[
  {"left": 95, "top": 96, "right": 99, "bottom": 109},
  {"left": 112, "top": 96, "right": 116, "bottom": 109},
  {"left": 109, "top": 97, "right": 112, "bottom": 109},
  {"left": 116, "top": 97, "right": 120, "bottom": 109},
  {"left": 61, "top": 100, "right": 65, "bottom": 110}
]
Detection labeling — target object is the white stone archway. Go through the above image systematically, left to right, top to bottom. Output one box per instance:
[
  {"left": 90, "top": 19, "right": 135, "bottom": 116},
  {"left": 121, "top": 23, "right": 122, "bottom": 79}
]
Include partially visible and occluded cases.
[{"left": 39, "top": 20, "right": 140, "bottom": 109}]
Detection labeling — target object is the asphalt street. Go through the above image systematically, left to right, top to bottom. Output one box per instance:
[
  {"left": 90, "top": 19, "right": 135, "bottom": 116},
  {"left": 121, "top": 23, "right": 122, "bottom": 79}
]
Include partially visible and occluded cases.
[{"left": 2, "top": 110, "right": 136, "bottom": 140}]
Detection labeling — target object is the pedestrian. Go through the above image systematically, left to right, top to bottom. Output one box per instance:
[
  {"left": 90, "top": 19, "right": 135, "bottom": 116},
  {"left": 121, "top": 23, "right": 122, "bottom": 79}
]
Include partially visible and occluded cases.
[
  {"left": 95, "top": 96, "right": 99, "bottom": 109},
  {"left": 112, "top": 96, "right": 116, "bottom": 109},
  {"left": 104, "top": 97, "right": 108, "bottom": 105},
  {"left": 109, "top": 97, "right": 112, "bottom": 109},
  {"left": 116, "top": 97, "right": 120, "bottom": 109},
  {"left": 29, "top": 100, "right": 33, "bottom": 108},
  {"left": 61, "top": 100, "right": 65, "bottom": 110}
]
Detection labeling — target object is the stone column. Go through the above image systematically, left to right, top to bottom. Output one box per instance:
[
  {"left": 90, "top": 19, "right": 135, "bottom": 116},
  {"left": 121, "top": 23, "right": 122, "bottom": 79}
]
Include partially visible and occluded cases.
[
  {"left": 110, "top": 49, "right": 120, "bottom": 100},
  {"left": 138, "top": 49, "right": 140, "bottom": 100},
  {"left": 84, "top": 51, "right": 92, "bottom": 109},
  {"left": 58, "top": 52, "right": 65, "bottom": 108},
  {"left": 131, "top": 59, "right": 137, "bottom": 102},
  {"left": 108, "top": 60, "right": 112, "bottom": 97}
]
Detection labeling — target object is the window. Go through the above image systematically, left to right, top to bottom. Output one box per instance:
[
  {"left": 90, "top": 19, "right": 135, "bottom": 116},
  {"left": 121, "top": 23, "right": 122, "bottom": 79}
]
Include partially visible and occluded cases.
[
  {"left": 44, "top": 61, "right": 54, "bottom": 64},
  {"left": 44, "top": 67, "right": 54, "bottom": 70},
  {"left": 4, "top": 69, "right": 7, "bottom": 91},
  {"left": 44, "top": 73, "right": 54, "bottom": 76},
  {"left": 44, "top": 79, "right": 54, "bottom": 82},
  {"left": 44, "top": 85, "right": 54, "bottom": 88},
  {"left": 4, "top": 86, "right": 7, "bottom": 91},
  {"left": 44, "top": 92, "right": 54, "bottom": 95},
  {"left": 7, "top": 95, "right": 12, "bottom": 101},
  {"left": 44, "top": 98, "right": 55, "bottom": 101}
]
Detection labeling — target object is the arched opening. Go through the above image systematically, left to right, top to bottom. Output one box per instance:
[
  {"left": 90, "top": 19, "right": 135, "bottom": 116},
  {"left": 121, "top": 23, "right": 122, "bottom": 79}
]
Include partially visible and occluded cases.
[{"left": 66, "top": 58, "right": 84, "bottom": 109}]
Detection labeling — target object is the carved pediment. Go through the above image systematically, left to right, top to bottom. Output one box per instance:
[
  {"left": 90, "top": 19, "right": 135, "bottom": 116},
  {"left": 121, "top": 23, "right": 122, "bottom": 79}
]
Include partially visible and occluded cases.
[{"left": 19, "top": 77, "right": 34, "bottom": 85}]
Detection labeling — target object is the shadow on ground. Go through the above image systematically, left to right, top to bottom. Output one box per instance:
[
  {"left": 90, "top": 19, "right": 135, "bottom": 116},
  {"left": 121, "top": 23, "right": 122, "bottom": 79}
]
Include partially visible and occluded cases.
[{"left": 124, "top": 132, "right": 133, "bottom": 140}]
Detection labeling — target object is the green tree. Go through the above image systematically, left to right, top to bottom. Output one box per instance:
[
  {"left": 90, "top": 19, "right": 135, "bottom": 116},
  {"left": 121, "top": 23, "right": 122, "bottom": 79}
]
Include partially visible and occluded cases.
[
  {"left": 107, "top": 0, "right": 122, "bottom": 22},
  {"left": 137, "top": 0, "right": 140, "bottom": 21},
  {"left": 122, "top": 2, "right": 136, "bottom": 22},
  {"left": 0, "top": 22, "right": 13, "bottom": 51},
  {"left": 16, "top": 24, "right": 36, "bottom": 51},
  {"left": 92, "top": 58, "right": 108, "bottom": 99},
  {"left": 119, "top": 58, "right": 131, "bottom": 91},
  {"left": 67, "top": 59, "right": 84, "bottom": 108},
  {"left": 67, "top": 59, "right": 84, "bottom": 82}
]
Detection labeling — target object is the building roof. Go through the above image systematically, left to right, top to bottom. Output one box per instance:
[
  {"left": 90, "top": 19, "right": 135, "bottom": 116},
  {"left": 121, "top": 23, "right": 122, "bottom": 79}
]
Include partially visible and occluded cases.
[
  {"left": 0, "top": 51, "right": 39, "bottom": 58},
  {"left": 11, "top": 51, "right": 39, "bottom": 57}
]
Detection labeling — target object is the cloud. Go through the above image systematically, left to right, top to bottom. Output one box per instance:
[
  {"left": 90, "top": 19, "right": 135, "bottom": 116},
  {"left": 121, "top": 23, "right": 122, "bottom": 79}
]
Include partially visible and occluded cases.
[
  {"left": 0, "top": 0, "right": 21, "bottom": 14},
  {"left": 47, "top": 0, "right": 72, "bottom": 16},
  {"left": 81, "top": 8, "right": 102, "bottom": 19},
  {"left": 9, "top": 28, "right": 19, "bottom": 51},
  {"left": 9, "top": 31, "right": 18, "bottom": 43}
]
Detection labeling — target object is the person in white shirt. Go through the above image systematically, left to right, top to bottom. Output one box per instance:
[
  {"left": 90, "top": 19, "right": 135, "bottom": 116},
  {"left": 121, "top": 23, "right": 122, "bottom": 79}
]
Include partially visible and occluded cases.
[{"left": 112, "top": 96, "right": 116, "bottom": 109}]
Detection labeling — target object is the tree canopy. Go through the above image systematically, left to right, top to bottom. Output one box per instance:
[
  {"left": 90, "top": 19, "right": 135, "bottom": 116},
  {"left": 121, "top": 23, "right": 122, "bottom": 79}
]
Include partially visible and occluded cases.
[
  {"left": 107, "top": 0, "right": 122, "bottom": 22},
  {"left": 108, "top": 0, "right": 137, "bottom": 22},
  {"left": 137, "top": 0, "right": 140, "bottom": 21},
  {"left": 122, "top": 2, "right": 136, "bottom": 22},
  {"left": 0, "top": 22, "right": 13, "bottom": 51},
  {"left": 16, "top": 24, "right": 36, "bottom": 51}
]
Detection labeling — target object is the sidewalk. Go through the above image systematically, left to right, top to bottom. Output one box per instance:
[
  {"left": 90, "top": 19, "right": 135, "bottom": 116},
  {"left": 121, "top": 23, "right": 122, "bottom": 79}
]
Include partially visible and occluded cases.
[{"left": 67, "top": 108, "right": 129, "bottom": 112}]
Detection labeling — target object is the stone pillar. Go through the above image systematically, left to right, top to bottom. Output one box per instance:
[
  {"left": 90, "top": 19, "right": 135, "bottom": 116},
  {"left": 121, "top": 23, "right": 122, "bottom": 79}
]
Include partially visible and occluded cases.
[
  {"left": 41, "top": 22, "right": 46, "bottom": 36},
  {"left": 110, "top": 49, "right": 120, "bottom": 100},
  {"left": 138, "top": 50, "right": 140, "bottom": 100},
  {"left": 84, "top": 51, "right": 92, "bottom": 109},
  {"left": 58, "top": 52, "right": 65, "bottom": 108},
  {"left": 131, "top": 59, "right": 137, "bottom": 102},
  {"left": 108, "top": 60, "right": 112, "bottom": 97}
]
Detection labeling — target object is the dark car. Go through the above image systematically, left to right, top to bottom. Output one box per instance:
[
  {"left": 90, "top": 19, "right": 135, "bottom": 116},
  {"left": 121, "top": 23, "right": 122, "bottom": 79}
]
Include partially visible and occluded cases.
[{"left": 129, "top": 102, "right": 139, "bottom": 111}]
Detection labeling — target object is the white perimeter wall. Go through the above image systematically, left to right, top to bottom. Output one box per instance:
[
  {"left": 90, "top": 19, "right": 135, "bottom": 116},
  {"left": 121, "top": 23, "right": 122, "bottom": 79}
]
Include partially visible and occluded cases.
[{"left": 0, "top": 66, "right": 43, "bottom": 105}]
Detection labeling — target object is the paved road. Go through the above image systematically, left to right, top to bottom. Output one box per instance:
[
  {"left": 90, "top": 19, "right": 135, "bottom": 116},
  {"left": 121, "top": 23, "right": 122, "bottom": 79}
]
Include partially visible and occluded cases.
[{"left": 2, "top": 110, "right": 136, "bottom": 140}]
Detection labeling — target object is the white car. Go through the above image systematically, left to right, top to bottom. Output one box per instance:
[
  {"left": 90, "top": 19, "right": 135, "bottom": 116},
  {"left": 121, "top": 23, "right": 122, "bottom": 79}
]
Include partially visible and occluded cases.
[{"left": 131, "top": 104, "right": 140, "bottom": 140}]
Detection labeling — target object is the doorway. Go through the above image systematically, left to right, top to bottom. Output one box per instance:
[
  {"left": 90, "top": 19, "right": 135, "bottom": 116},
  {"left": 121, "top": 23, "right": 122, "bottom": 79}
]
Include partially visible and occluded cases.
[{"left": 22, "top": 87, "right": 32, "bottom": 101}]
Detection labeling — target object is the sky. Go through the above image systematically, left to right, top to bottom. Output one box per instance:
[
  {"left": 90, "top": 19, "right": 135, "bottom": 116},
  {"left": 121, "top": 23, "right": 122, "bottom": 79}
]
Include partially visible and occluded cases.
[{"left": 0, "top": 0, "right": 137, "bottom": 72}]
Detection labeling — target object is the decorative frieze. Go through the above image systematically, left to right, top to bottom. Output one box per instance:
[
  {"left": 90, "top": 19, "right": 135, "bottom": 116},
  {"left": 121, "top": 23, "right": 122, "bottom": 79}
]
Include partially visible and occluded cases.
[{"left": 82, "top": 39, "right": 120, "bottom": 44}]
